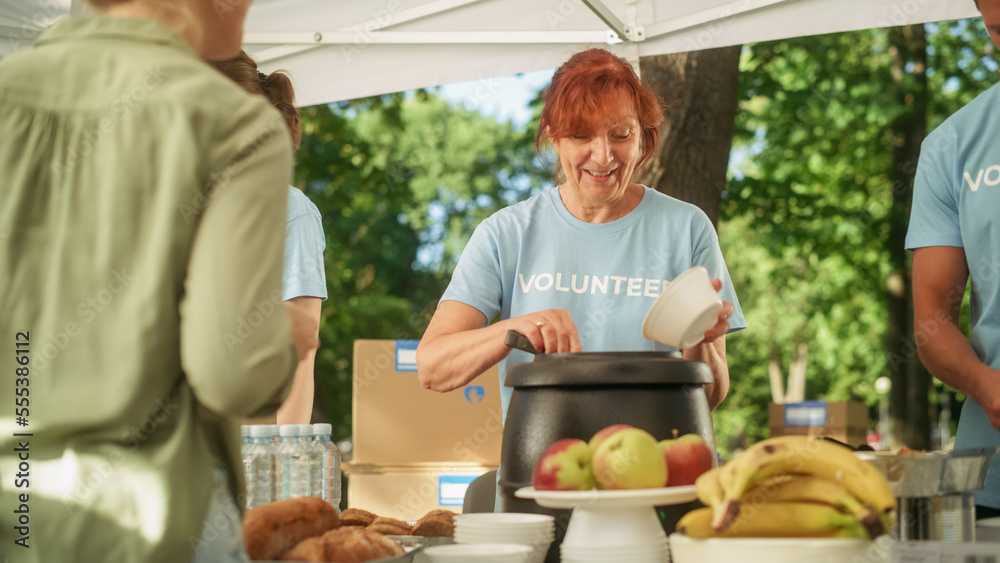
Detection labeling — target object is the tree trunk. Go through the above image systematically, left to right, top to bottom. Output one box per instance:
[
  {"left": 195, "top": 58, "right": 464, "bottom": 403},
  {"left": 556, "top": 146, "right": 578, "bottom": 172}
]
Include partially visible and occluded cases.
[
  {"left": 887, "top": 24, "right": 931, "bottom": 451},
  {"left": 638, "top": 46, "right": 742, "bottom": 225}
]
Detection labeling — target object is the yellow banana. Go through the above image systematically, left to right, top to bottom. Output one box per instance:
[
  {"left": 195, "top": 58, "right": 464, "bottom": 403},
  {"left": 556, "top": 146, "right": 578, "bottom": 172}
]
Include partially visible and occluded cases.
[
  {"left": 711, "top": 436, "right": 895, "bottom": 533},
  {"left": 694, "top": 466, "right": 726, "bottom": 508},
  {"left": 741, "top": 475, "right": 883, "bottom": 538},
  {"left": 677, "top": 502, "right": 868, "bottom": 539}
]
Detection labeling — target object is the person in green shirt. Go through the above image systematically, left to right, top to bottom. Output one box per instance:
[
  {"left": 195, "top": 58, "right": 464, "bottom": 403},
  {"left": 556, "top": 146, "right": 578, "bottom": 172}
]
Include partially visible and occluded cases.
[{"left": 0, "top": 1, "right": 297, "bottom": 562}]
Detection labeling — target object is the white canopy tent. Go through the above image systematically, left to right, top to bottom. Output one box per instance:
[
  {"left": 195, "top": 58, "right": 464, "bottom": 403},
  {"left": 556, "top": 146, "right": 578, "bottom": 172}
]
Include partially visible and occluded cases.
[{"left": 0, "top": 0, "right": 981, "bottom": 107}]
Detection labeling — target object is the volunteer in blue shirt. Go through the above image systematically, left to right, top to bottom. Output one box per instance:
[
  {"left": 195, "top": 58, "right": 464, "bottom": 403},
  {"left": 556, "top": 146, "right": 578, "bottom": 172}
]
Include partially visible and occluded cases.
[
  {"left": 906, "top": 0, "right": 1000, "bottom": 520},
  {"left": 416, "top": 48, "right": 745, "bottom": 421}
]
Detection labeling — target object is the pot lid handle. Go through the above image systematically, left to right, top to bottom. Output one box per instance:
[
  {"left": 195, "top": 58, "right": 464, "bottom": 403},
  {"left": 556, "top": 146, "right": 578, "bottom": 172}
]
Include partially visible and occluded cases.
[{"left": 505, "top": 330, "right": 538, "bottom": 355}]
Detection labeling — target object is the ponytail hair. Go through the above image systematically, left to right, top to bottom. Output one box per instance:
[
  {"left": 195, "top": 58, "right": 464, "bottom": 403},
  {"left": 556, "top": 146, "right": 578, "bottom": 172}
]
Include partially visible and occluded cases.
[{"left": 209, "top": 51, "right": 302, "bottom": 153}]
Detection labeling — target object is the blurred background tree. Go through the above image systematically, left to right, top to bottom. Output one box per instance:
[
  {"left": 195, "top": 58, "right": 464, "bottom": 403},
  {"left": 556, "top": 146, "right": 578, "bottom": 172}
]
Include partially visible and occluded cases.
[
  {"left": 716, "top": 20, "right": 996, "bottom": 456},
  {"left": 294, "top": 92, "right": 548, "bottom": 443}
]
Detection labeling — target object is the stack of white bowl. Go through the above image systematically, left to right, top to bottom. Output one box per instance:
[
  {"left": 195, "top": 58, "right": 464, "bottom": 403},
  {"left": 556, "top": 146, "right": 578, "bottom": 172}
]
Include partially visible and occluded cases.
[
  {"left": 559, "top": 507, "right": 669, "bottom": 563},
  {"left": 453, "top": 513, "right": 555, "bottom": 563},
  {"left": 423, "top": 543, "right": 534, "bottom": 563}
]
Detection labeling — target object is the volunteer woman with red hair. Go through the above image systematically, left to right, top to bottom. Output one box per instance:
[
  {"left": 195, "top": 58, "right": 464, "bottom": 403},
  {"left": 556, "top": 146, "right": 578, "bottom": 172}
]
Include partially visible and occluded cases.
[{"left": 417, "top": 48, "right": 745, "bottom": 419}]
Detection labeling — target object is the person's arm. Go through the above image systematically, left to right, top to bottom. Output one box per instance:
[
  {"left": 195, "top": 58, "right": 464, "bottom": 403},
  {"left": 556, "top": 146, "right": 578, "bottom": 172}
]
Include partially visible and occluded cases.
[
  {"left": 180, "top": 102, "right": 297, "bottom": 417},
  {"left": 913, "top": 246, "right": 1000, "bottom": 429},
  {"left": 682, "top": 279, "right": 734, "bottom": 410},
  {"left": 276, "top": 296, "right": 322, "bottom": 424},
  {"left": 416, "top": 300, "right": 582, "bottom": 392}
]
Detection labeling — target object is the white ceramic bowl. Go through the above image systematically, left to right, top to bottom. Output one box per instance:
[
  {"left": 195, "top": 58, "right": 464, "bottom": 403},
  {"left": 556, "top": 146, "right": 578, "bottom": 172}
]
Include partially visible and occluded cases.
[
  {"left": 641, "top": 266, "right": 723, "bottom": 349},
  {"left": 669, "top": 533, "right": 872, "bottom": 563},
  {"left": 424, "top": 543, "right": 533, "bottom": 563}
]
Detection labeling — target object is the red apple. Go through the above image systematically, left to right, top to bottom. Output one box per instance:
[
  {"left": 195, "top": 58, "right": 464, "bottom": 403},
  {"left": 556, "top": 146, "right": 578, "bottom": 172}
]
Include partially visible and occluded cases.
[
  {"left": 587, "top": 424, "right": 634, "bottom": 455},
  {"left": 591, "top": 427, "right": 667, "bottom": 490},
  {"left": 659, "top": 432, "right": 714, "bottom": 487},
  {"left": 532, "top": 438, "right": 595, "bottom": 491}
]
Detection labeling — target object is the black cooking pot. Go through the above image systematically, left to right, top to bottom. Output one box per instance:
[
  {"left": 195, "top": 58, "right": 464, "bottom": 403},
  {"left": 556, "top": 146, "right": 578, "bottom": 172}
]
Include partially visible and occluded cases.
[{"left": 498, "top": 351, "right": 716, "bottom": 562}]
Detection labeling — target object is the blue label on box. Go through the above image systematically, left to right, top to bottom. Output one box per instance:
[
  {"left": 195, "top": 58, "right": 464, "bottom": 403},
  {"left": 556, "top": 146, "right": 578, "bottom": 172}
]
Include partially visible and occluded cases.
[
  {"left": 395, "top": 340, "right": 419, "bottom": 372},
  {"left": 784, "top": 401, "right": 828, "bottom": 427},
  {"left": 439, "top": 474, "right": 477, "bottom": 507}
]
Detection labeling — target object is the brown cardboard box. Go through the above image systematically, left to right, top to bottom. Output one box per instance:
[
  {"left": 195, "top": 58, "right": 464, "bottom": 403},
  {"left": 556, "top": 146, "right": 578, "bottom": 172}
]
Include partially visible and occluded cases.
[
  {"left": 352, "top": 339, "right": 503, "bottom": 465},
  {"left": 768, "top": 401, "right": 869, "bottom": 448},
  {"left": 343, "top": 462, "right": 494, "bottom": 520}
]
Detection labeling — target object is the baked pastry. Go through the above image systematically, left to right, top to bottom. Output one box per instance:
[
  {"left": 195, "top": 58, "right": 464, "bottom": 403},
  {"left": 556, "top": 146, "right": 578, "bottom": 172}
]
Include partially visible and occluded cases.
[
  {"left": 243, "top": 496, "right": 340, "bottom": 561},
  {"left": 339, "top": 508, "right": 378, "bottom": 527},
  {"left": 410, "top": 509, "right": 455, "bottom": 537},
  {"left": 366, "top": 516, "right": 412, "bottom": 536},
  {"left": 281, "top": 527, "right": 404, "bottom": 562},
  {"left": 280, "top": 536, "right": 325, "bottom": 562}
]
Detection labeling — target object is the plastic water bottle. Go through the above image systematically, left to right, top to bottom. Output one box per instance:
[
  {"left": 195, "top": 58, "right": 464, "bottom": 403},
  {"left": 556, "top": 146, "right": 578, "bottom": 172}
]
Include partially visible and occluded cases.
[
  {"left": 313, "top": 423, "right": 342, "bottom": 510},
  {"left": 300, "top": 424, "right": 322, "bottom": 498},
  {"left": 301, "top": 424, "right": 320, "bottom": 497},
  {"left": 241, "top": 425, "right": 252, "bottom": 489},
  {"left": 246, "top": 425, "right": 278, "bottom": 509},
  {"left": 278, "top": 425, "right": 313, "bottom": 499},
  {"left": 305, "top": 425, "right": 323, "bottom": 500}
]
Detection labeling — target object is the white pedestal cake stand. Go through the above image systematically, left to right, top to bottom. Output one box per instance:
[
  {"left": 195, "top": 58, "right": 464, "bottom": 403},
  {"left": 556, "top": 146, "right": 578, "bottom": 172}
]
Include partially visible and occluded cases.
[{"left": 516, "top": 485, "right": 697, "bottom": 562}]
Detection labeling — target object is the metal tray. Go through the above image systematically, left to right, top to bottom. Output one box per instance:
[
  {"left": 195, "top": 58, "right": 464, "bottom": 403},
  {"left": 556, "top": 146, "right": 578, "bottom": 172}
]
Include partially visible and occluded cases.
[
  {"left": 855, "top": 447, "right": 999, "bottom": 497},
  {"left": 259, "top": 536, "right": 452, "bottom": 563},
  {"left": 260, "top": 548, "right": 419, "bottom": 563}
]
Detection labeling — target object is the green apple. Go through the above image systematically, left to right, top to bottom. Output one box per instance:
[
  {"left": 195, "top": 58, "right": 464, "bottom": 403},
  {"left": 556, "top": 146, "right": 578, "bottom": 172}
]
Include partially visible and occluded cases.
[
  {"left": 587, "top": 424, "right": 634, "bottom": 455},
  {"left": 591, "top": 427, "right": 667, "bottom": 490},
  {"left": 532, "top": 438, "right": 595, "bottom": 491}
]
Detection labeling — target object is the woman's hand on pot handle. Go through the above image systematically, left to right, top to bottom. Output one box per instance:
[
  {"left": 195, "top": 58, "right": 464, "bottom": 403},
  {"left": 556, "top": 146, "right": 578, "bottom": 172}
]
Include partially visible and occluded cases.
[{"left": 509, "top": 309, "right": 582, "bottom": 354}]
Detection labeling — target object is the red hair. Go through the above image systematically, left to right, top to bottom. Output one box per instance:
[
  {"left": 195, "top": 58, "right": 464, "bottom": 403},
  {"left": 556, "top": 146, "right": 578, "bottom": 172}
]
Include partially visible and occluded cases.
[{"left": 537, "top": 48, "right": 664, "bottom": 173}]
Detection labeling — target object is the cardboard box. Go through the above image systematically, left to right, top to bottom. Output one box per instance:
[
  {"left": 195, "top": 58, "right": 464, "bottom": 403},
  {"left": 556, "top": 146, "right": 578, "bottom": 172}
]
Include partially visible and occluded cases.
[
  {"left": 352, "top": 339, "right": 503, "bottom": 465},
  {"left": 768, "top": 401, "right": 869, "bottom": 448},
  {"left": 343, "top": 462, "right": 494, "bottom": 520}
]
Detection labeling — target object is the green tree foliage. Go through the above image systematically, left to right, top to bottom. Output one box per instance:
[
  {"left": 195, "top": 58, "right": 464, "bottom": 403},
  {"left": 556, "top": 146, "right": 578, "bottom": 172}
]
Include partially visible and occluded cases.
[
  {"left": 715, "top": 21, "right": 996, "bottom": 456},
  {"left": 294, "top": 93, "right": 547, "bottom": 441}
]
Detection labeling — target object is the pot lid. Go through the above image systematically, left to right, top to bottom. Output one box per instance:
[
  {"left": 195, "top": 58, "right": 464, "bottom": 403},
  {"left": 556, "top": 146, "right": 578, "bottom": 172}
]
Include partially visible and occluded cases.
[{"left": 505, "top": 351, "right": 714, "bottom": 387}]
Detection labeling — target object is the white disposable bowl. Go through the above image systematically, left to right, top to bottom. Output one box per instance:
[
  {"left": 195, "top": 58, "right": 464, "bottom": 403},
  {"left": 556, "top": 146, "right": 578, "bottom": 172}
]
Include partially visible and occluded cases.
[
  {"left": 642, "top": 266, "right": 723, "bottom": 349},
  {"left": 455, "top": 513, "right": 555, "bottom": 529},
  {"left": 976, "top": 516, "right": 1000, "bottom": 542},
  {"left": 455, "top": 531, "right": 554, "bottom": 543},
  {"left": 669, "top": 533, "right": 872, "bottom": 563},
  {"left": 455, "top": 537, "right": 551, "bottom": 563},
  {"left": 424, "top": 543, "right": 533, "bottom": 563}
]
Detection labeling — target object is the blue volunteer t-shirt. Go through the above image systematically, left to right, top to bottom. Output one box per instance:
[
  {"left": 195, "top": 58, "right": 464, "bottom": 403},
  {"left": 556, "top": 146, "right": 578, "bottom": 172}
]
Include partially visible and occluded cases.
[
  {"left": 905, "top": 82, "right": 1000, "bottom": 510},
  {"left": 441, "top": 185, "right": 746, "bottom": 421},
  {"left": 283, "top": 186, "right": 328, "bottom": 301}
]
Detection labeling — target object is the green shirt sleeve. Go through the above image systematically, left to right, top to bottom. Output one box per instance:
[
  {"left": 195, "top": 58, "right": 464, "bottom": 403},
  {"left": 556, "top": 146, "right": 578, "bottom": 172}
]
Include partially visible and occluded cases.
[{"left": 180, "top": 102, "right": 297, "bottom": 418}]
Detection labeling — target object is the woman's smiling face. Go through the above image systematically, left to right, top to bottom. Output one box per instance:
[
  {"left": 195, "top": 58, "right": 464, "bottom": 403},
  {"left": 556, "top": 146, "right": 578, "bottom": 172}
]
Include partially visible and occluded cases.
[{"left": 551, "top": 111, "right": 642, "bottom": 209}]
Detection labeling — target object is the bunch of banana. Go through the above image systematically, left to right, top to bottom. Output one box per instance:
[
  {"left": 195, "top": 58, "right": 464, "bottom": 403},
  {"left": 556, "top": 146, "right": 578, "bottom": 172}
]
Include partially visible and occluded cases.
[{"left": 678, "top": 435, "right": 895, "bottom": 540}]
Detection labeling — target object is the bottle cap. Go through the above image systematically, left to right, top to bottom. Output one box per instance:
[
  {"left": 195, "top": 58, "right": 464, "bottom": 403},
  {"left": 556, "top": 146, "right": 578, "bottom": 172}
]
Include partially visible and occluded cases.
[{"left": 313, "top": 423, "right": 332, "bottom": 435}]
